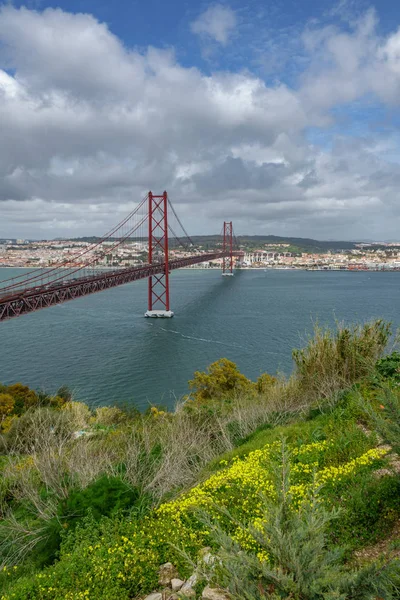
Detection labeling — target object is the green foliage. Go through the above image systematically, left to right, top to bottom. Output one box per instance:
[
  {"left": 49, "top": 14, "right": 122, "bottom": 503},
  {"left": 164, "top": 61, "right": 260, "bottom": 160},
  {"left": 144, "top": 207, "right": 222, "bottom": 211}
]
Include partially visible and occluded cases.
[
  {"left": 1, "top": 320, "right": 399, "bottom": 599},
  {"left": 292, "top": 320, "right": 391, "bottom": 403},
  {"left": 375, "top": 351, "right": 400, "bottom": 384},
  {"left": 187, "top": 358, "right": 253, "bottom": 404},
  {"left": 255, "top": 372, "right": 277, "bottom": 394},
  {"left": 0, "top": 382, "right": 71, "bottom": 432},
  {"left": 5, "top": 383, "right": 39, "bottom": 416},
  {"left": 55, "top": 385, "right": 73, "bottom": 403},
  {"left": 363, "top": 386, "right": 400, "bottom": 456},
  {"left": 205, "top": 393, "right": 372, "bottom": 473},
  {"left": 0, "top": 394, "right": 14, "bottom": 420},
  {"left": 61, "top": 400, "right": 92, "bottom": 429},
  {"left": 92, "top": 406, "right": 128, "bottom": 427},
  {"left": 197, "top": 449, "right": 400, "bottom": 600},
  {"left": 0, "top": 475, "right": 151, "bottom": 572},
  {"left": 61, "top": 475, "right": 143, "bottom": 527},
  {"left": 329, "top": 475, "right": 400, "bottom": 551},
  {"left": 36, "top": 477, "right": 146, "bottom": 567}
]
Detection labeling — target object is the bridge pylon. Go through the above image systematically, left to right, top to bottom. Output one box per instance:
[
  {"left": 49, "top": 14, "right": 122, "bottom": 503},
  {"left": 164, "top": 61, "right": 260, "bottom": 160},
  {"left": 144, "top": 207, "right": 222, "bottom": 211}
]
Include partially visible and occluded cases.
[
  {"left": 144, "top": 191, "right": 174, "bottom": 318},
  {"left": 222, "top": 221, "right": 234, "bottom": 276}
]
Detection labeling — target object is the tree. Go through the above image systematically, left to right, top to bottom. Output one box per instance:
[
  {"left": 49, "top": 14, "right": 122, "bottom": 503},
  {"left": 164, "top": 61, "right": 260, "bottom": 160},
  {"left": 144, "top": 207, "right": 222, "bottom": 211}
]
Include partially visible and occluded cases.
[
  {"left": 188, "top": 358, "right": 252, "bottom": 403},
  {"left": 6, "top": 383, "right": 39, "bottom": 415},
  {"left": 0, "top": 393, "right": 15, "bottom": 420}
]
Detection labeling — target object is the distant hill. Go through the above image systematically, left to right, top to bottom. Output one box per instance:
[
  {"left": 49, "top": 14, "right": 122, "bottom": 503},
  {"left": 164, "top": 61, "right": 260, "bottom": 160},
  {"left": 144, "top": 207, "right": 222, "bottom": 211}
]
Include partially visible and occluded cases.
[
  {"left": 66, "top": 234, "right": 359, "bottom": 253},
  {"left": 233, "top": 235, "right": 358, "bottom": 252}
]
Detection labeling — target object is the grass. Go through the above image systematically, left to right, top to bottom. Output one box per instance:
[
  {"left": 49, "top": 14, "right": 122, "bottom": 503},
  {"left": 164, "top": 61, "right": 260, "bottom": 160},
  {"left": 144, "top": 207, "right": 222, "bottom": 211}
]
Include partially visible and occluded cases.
[
  {"left": 0, "top": 318, "right": 399, "bottom": 598},
  {"left": 1, "top": 401, "right": 397, "bottom": 598}
]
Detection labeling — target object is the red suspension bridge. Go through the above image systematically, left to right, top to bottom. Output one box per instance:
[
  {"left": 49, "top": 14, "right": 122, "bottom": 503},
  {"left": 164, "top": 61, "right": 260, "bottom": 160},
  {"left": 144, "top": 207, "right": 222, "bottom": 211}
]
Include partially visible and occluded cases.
[{"left": 0, "top": 192, "right": 242, "bottom": 322}]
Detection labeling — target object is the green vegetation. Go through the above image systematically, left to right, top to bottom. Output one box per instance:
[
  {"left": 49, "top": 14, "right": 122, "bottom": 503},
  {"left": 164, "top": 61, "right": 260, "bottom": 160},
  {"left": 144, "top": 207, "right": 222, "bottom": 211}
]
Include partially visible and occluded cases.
[
  {"left": 70, "top": 233, "right": 359, "bottom": 253},
  {"left": 0, "top": 319, "right": 400, "bottom": 599},
  {"left": 195, "top": 447, "right": 399, "bottom": 599}
]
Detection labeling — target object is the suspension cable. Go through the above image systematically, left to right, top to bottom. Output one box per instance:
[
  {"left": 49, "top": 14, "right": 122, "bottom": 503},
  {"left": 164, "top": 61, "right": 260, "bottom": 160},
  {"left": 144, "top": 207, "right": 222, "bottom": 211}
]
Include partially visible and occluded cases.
[
  {"left": 0, "top": 193, "right": 149, "bottom": 292},
  {"left": 167, "top": 198, "right": 193, "bottom": 246},
  {"left": 30, "top": 213, "right": 149, "bottom": 289}
]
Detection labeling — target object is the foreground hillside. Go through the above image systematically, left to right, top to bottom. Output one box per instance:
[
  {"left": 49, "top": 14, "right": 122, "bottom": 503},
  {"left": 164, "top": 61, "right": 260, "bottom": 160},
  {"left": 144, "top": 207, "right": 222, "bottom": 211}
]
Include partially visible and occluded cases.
[{"left": 1, "top": 320, "right": 400, "bottom": 599}]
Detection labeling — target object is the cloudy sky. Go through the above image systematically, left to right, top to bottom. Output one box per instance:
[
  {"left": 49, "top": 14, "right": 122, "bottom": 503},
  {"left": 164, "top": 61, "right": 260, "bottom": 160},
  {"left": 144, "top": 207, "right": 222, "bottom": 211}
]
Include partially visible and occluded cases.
[{"left": 1, "top": 0, "right": 400, "bottom": 240}]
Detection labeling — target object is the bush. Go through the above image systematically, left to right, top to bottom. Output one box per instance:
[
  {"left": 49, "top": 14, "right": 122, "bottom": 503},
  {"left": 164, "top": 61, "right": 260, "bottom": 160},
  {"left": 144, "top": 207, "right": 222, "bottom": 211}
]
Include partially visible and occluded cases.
[
  {"left": 2, "top": 320, "right": 397, "bottom": 597},
  {"left": 292, "top": 320, "right": 391, "bottom": 403},
  {"left": 375, "top": 351, "right": 400, "bottom": 384},
  {"left": 187, "top": 358, "right": 253, "bottom": 404},
  {"left": 2, "top": 383, "right": 39, "bottom": 416},
  {"left": 56, "top": 385, "right": 73, "bottom": 403},
  {"left": 364, "top": 386, "right": 400, "bottom": 456},
  {"left": 0, "top": 395, "right": 15, "bottom": 434},
  {"left": 61, "top": 401, "right": 91, "bottom": 430},
  {"left": 92, "top": 406, "right": 128, "bottom": 427},
  {"left": 5, "top": 407, "right": 74, "bottom": 453},
  {"left": 0, "top": 414, "right": 395, "bottom": 598},
  {"left": 196, "top": 448, "right": 400, "bottom": 600},
  {"left": 0, "top": 475, "right": 149, "bottom": 571},
  {"left": 61, "top": 475, "right": 144, "bottom": 526}
]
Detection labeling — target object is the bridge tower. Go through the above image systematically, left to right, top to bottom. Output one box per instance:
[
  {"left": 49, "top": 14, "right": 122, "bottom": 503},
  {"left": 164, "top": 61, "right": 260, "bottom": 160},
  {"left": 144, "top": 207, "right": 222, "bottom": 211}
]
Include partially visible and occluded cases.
[
  {"left": 145, "top": 191, "right": 174, "bottom": 318},
  {"left": 222, "top": 221, "right": 234, "bottom": 276}
]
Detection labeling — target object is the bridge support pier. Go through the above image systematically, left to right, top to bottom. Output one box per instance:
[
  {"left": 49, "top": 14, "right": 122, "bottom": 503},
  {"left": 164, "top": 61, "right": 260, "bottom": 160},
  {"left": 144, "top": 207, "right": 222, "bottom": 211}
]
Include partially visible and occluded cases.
[
  {"left": 145, "top": 191, "right": 174, "bottom": 318},
  {"left": 222, "top": 221, "right": 234, "bottom": 276}
]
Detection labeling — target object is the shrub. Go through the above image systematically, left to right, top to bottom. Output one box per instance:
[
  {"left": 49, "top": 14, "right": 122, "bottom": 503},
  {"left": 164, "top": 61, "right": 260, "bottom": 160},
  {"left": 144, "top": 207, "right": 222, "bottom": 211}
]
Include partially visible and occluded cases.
[
  {"left": 292, "top": 320, "right": 391, "bottom": 403},
  {"left": 375, "top": 351, "right": 400, "bottom": 384},
  {"left": 187, "top": 358, "right": 253, "bottom": 404},
  {"left": 256, "top": 372, "right": 277, "bottom": 394},
  {"left": 4, "top": 383, "right": 39, "bottom": 416},
  {"left": 55, "top": 385, "right": 73, "bottom": 403},
  {"left": 363, "top": 386, "right": 400, "bottom": 456},
  {"left": 0, "top": 395, "right": 15, "bottom": 431},
  {"left": 61, "top": 401, "right": 91, "bottom": 430},
  {"left": 92, "top": 406, "right": 128, "bottom": 427},
  {"left": 5, "top": 407, "right": 74, "bottom": 453},
  {"left": 0, "top": 429, "right": 393, "bottom": 599},
  {"left": 196, "top": 448, "right": 399, "bottom": 600},
  {"left": 61, "top": 475, "right": 144, "bottom": 526}
]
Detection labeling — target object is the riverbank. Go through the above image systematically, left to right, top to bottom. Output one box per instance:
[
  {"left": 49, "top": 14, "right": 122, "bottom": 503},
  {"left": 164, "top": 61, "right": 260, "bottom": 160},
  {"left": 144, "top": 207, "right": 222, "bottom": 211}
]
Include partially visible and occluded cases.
[{"left": 2, "top": 264, "right": 400, "bottom": 272}]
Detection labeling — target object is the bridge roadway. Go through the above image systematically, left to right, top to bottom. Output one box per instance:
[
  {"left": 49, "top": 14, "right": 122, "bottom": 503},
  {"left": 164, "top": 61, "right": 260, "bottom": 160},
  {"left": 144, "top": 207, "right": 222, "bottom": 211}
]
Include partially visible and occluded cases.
[{"left": 0, "top": 251, "right": 242, "bottom": 321}]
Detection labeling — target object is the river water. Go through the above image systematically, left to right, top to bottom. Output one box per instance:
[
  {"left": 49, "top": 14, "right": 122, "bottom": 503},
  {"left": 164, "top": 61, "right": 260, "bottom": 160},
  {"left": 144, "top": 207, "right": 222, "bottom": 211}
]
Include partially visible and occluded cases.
[{"left": 0, "top": 268, "right": 398, "bottom": 410}]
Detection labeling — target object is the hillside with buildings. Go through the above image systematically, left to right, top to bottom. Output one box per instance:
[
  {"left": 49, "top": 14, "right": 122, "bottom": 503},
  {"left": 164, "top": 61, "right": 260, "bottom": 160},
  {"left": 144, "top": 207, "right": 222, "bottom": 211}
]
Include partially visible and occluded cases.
[{"left": 2, "top": 236, "right": 400, "bottom": 272}]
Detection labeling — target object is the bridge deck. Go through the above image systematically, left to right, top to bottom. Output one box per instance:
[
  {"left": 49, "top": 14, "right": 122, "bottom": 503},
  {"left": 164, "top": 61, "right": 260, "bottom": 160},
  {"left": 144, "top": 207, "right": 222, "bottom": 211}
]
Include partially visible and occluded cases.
[{"left": 0, "top": 252, "right": 242, "bottom": 321}]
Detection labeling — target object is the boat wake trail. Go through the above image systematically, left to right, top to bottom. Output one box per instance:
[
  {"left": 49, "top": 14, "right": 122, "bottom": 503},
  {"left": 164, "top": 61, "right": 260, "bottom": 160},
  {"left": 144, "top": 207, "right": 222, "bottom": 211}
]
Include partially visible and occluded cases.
[{"left": 159, "top": 327, "right": 246, "bottom": 350}]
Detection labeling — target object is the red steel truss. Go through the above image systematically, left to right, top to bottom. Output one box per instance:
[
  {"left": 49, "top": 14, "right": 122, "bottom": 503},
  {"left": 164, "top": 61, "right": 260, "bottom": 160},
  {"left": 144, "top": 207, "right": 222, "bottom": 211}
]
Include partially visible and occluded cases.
[
  {"left": 0, "top": 191, "right": 243, "bottom": 322},
  {"left": 148, "top": 191, "right": 170, "bottom": 312},
  {"left": 222, "top": 221, "right": 234, "bottom": 274},
  {"left": 0, "top": 251, "right": 242, "bottom": 321}
]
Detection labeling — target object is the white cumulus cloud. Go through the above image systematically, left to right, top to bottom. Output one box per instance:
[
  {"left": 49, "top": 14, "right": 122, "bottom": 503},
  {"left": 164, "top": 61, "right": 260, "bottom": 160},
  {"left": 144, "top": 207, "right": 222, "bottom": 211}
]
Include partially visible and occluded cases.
[
  {"left": 191, "top": 4, "right": 237, "bottom": 46},
  {"left": 1, "top": 5, "right": 400, "bottom": 240}
]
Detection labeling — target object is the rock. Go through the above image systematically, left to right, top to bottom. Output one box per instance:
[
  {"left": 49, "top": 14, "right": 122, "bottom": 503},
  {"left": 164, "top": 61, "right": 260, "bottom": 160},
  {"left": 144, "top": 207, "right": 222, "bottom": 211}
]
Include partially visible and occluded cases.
[
  {"left": 198, "top": 547, "right": 215, "bottom": 566},
  {"left": 159, "top": 562, "right": 179, "bottom": 587},
  {"left": 179, "top": 574, "right": 198, "bottom": 598},
  {"left": 184, "top": 574, "right": 198, "bottom": 588},
  {"left": 171, "top": 579, "right": 185, "bottom": 592},
  {"left": 202, "top": 586, "right": 231, "bottom": 600},
  {"left": 178, "top": 590, "right": 196, "bottom": 598},
  {"left": 143, "top": 594, "right": 162, "bottom": 600}
]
